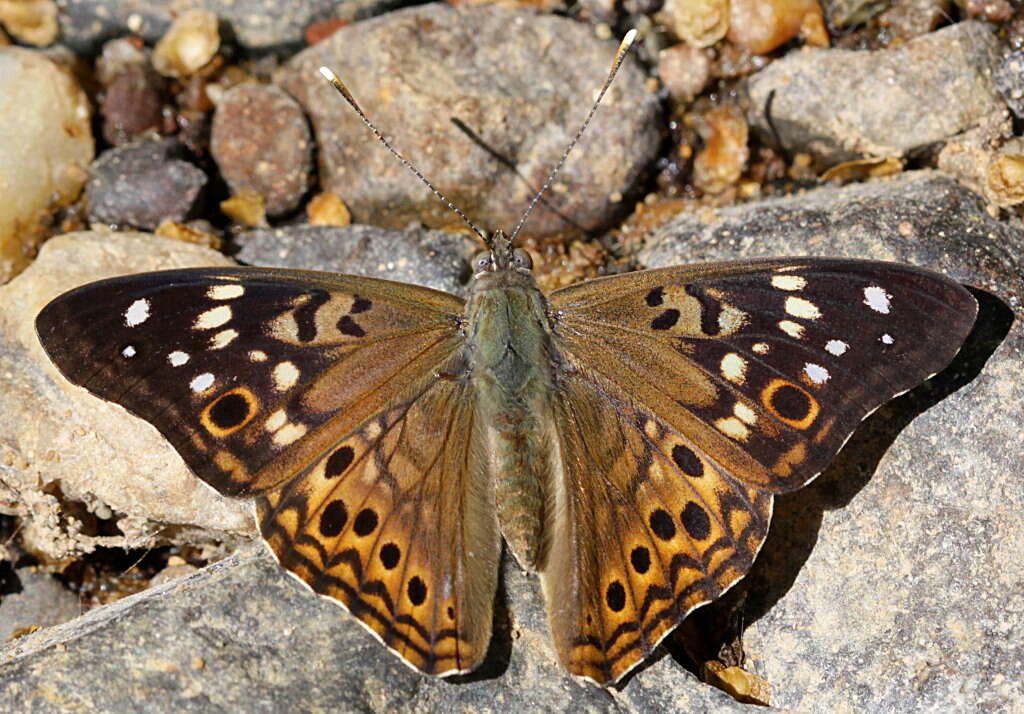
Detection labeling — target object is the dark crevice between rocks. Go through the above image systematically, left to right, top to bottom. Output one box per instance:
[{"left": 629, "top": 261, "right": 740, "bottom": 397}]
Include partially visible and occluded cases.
[
  {"left": 665, "top": 287, "right": 1013, "bottom": 681},
  {"left": 54, "top": 545, "right": 201, "bottom": 609}
]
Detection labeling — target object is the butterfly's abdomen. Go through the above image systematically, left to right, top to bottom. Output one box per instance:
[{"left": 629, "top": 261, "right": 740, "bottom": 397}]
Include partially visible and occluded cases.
[{"left": 466, "top": 275, "right": 559, "bottom": 571}]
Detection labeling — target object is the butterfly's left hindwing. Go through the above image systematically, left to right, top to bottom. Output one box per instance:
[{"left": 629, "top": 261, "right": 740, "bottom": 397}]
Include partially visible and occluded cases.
[{"left": 35, "top": 268, "right": 466, "bottom": 497}]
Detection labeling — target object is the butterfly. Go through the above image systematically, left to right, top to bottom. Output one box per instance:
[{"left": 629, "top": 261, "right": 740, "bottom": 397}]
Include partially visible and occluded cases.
[{"left": 34, "top": 31, "right": 978, "bottom": 686}]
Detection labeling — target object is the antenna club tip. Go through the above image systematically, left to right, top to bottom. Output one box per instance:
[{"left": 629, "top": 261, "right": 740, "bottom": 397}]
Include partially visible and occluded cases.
[
  {"left": 622, "top": 28, "right": 638, "bottom": 46},
  {"left": 318, "top": 66, "right": 338, "bottom": 83}
]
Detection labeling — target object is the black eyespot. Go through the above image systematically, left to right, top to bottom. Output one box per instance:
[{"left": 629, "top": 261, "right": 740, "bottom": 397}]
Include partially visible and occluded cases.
[
  {"left": 645, "top": 287, "right": 664, "bottom": 307},
  {"left": 350, "top": 296, "right": 372, "bottom": 314},
  {"left": 771, "top": 384, "right": 811, "bottom": 421},
  {"left": 208, "top": 392, "right": 250, "bottom": 430},
  {"left": 672, "top": 444, "right": 704, "bottom": 478},
  {"left": 324, "top": 446, "right": 354, "bottom": 478},
  {"left": 319, "top": 500, "right": 347, "bottom": 537},
  {"left": 681, "top": 502, "right": 711, "bottom": 541},
  {"left": 353, "top": 508, "right": 378, "bottom": 536},
  {"left": 650, "top": 509, "right": 676, "bottom": 540},
  {"left": 380, "top": 542, "right": 400, "bottom": 569},
  {"left": 630, "top": 546, "right": 651, "bottom": 574},
  {"left": 407, "top": 576, "right": 427, "bottom": 606},
  {"left": 605, "top": 581, "right": 626, "bottom": 612},
  {"left": 447, "top": 606, "right": 455, "bottom": 620}
]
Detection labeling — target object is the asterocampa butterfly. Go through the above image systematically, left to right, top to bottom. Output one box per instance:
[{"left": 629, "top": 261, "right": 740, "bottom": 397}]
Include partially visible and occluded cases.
[{"left": 35, "top": 31, "right": 977, "bottom": 685}]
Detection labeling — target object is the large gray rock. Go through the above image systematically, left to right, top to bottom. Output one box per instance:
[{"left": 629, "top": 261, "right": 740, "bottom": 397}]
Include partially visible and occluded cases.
[
  {"left": 278, "top": 4, "right": 660, "bottom": 238},
  {"left": 746, "top": 21, "right": 1008, "bottom": 165},
  {"left": 639, "top": 171, "right": 1023, "bottom": 712},
  {"left": 0, "top": 547, "right": 746, "bottom": 712}
]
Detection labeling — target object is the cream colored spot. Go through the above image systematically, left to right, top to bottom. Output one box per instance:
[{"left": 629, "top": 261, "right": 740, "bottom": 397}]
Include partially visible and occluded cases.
[
  {"left": 772, "top": 275, "right": 807, "bottom": 291},
  {"left": 208, "top": 284, "right": 245, "bottom": 300},
  {"left": 863, "top": 285, "right": 892, "bottom": 314},
  {"left": 785, "top": 296, "right": 821, "bottom": 320},
  {"left": 124, "top": 298, "right": 150, "bottom": 327},
  {"left": 717, "top": 304, "right": 749, "bottom": 334},
  {"left": 194, "top": 305, "right": 232, "bottom": 330},
  {"left": 778, "top": 320, "right": 804, "bottom": 338},
  {"left": 210, "top": 328, "right": 239, "bottom": 349},
  {"left": 881, "top": 333, "right": 894, "bottom": 345},
  {"left": 825, "top": 339, "right": 848, "bottom": 356},
  {"left": 752, "top": 342, "right": 770, "bottom": 354},
  {"left": 121, "top": 345, "right": 136, "bottom": 358},
  {"left": 168, "top": 350, "right": 190, "bottom": 366},
  {"left": 248, "top": 350, "right": 267, "bottom": 362},
  {"left": 720, "top": 353, "right": 748, "bottom": 384},
  {"left": 272, "top": 361, "right": 301, "bottom": 391},
  {"left": 804, "top": 363, "right": 830, "bottom": 385},
  {"left": 190, "top": 372, "right": 214, "bottom": 393},
  {"left": 733, "top": 402, "right": 757, "bottom": 425},
  {"left": 265, "top": 409, "right": 287, "bottom": 432},
  {"left": 715, "top": 417, "right": 750, "bottom": 441},
  {"left": 365, "top": 421, "right": 383, "bottom": 440},
  {"left": 273, "top": 422, "right": 307, "bottom": 447}
]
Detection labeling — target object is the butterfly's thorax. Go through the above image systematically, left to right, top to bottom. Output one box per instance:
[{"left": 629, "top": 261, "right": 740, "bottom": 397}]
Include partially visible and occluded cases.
[{"left": 465, "top": 268, "right": 559, "bottom": 570}]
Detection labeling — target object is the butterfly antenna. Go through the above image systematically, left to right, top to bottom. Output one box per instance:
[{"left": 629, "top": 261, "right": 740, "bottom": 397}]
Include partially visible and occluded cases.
[
  {"left": 507, "top": 28, "right": 638, "bottom": 244},
  {"left": 318, "top": 67, "right": 489, "bottom": 245}
]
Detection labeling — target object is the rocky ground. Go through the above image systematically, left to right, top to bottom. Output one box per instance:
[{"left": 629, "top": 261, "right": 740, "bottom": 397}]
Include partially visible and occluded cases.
[{"left": 1, "top": 1, "right": 1022, "bottom": 712}]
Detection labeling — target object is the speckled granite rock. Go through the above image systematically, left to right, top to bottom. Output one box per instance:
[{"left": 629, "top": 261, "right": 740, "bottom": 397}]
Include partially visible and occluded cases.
[
  {"left": 278, "top": 4, "right": 660, "bottom": 238},
  {"left": 746, "top": 21, "right": 1008, "bottom": 165},
  {"left": 639, "top": 170, "right": 1023, "bottom": 712},
  {"left": 233, "top": 224, "right": 480, "bottom": 297},
  {"left": 0, "top": 547, "right": 747, "bottom": 712}
]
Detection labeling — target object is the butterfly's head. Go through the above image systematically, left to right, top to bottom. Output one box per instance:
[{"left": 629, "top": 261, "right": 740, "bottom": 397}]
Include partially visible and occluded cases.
[{"left": 475, "top": 229, "right": 533, "bottom": 277}]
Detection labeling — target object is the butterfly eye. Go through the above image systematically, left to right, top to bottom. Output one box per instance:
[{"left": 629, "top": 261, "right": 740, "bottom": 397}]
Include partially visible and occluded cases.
[
  {"left": 512, "top": 248, "right": 533, "bottom": 272},
  {"left": 473, "top": 252, "right": 494, "bottom": 275}
]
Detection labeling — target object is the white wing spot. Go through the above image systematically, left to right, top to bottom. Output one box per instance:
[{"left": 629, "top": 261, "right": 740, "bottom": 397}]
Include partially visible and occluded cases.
[
  {"left": 771, "top": 275, "right": 807, "bottom": 291},
  {"left": 208, "top": 284, "right": 245, "bottom": 300},
  {"left": 863, "top": 285, "right": 893, "bottom": 314},
  {"left": 785, "top": 296, "right": 821, "bottom": 320},
  {"left": 124, "top": 299, "right": 150, "bottom": 327},
  {"left": 194, "top": 305, "right": 232, "bottom": 330},
  {"left": 778, "top": 320, "right": 804, "bottom": 339},
  {"left": 210, "top": 328, "right": 239, "bottom": 349},
  {"left": 881, "top": 333, "right": 894, "bottom": 345},
  {"left": 825, "top": 339, "right": 849, "bottom": 356},
  {"left": 752, "top": 342, "right": 770, "bottom": 354},
  {"left": 121, "top": 345, "right": 136, "bottom": 358},
  {"left": 168, "top": 350, "right": 190, "bottom": 366},
  {"left": 248, "top": 350, "right": 268, "bottom": 362},
  {"left": 720, "top": 353, "right": 748, "bottom": 384},
  {"left": 272, "top": 361, "right": 301, "bottom": 391},
  {"left": 804, "top": 363, "right": 830, "bottom": 384},
  {"left": 190, "top": 372, "right": 215, "bottom": 393},
  {"left": 733, "top": 402, "right": 757, "bottom": 425},
  {"left": 265, "top": 408, "right": 287, "bottom": 432},
  {"left": 715, "top": 416, "right": 750, "bottom": 441},
  {"left": 272, "top": 422, "right": 307, "bottom": 447}
]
